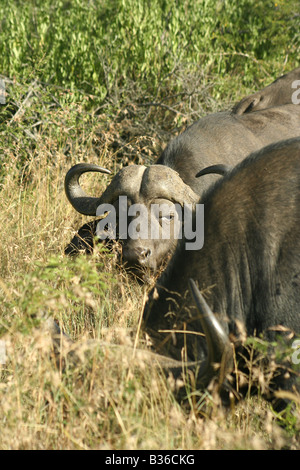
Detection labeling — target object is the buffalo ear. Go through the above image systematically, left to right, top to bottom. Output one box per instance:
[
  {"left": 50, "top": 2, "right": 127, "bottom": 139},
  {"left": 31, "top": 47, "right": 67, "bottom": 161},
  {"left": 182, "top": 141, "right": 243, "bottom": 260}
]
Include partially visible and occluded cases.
[
  {"left": 196, "top": 164, "right": 232, "bottom": 178},
  {"left": 64, "top": 220, "right": 98, "bottom": 256}
]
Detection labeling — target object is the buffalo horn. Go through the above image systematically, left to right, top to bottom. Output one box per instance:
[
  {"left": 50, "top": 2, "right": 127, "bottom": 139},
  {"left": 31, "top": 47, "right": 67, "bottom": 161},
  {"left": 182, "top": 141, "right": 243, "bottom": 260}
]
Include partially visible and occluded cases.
[
  {"left": 65, "top": 163, "right": 111, "bottom": 216},
  {"left": 196, "top": 164, "right": 232, "bottom": 178},
  {"left": 188, "top": 279, "right": 233, "bottom": 389}
]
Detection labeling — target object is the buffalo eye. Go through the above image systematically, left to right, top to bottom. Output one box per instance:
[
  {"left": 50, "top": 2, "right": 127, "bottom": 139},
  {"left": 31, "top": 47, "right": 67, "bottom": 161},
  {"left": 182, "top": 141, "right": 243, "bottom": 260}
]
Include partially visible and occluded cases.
[{"left": 159, "top": 212, "right": 175, "bottom": 224}]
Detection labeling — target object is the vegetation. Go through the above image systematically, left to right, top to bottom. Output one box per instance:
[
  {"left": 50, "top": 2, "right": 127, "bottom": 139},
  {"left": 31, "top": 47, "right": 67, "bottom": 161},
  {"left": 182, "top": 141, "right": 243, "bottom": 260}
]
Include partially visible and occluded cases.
[{"left": 0, "top": 0, "right": 299, "bottom": 450}]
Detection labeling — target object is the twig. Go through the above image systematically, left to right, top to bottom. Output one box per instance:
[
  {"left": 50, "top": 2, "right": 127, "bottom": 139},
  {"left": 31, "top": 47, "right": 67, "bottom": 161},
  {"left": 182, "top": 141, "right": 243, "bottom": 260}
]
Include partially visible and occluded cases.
[
  {"left": 8, "top": 79, "right": 38, "bottom": 125},
  {"left": 137, "top": 101, "right": 187, "bottom": 116},
  {"left": 132, "top": 288, "right": 148, "bottom": 357}
]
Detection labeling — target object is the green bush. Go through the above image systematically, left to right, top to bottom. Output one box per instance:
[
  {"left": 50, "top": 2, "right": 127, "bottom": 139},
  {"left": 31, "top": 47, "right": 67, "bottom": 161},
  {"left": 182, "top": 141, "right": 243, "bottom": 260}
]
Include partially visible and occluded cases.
[{"left": 1, "top": 0, "right": 299, "bottom": 107}]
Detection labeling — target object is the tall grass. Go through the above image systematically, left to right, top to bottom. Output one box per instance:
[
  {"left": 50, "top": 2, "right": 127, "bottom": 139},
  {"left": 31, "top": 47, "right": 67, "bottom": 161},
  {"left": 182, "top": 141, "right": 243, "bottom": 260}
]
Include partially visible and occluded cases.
[{"left": 0, "top": 0, "right": 299, "bottom": 450}]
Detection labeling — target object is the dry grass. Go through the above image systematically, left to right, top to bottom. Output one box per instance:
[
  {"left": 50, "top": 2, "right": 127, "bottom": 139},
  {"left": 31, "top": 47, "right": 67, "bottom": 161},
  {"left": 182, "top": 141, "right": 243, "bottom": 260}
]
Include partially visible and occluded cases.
[
  {"left": 1, "top": 0, "right": 299, "bottom": 449},
  {"left": 0, "top": 80, "right": 299, "bottom": 450}
]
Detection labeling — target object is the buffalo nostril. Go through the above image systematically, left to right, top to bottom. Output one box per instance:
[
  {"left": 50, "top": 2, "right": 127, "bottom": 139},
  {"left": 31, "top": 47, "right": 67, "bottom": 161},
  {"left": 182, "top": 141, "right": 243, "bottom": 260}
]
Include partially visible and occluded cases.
[
  {"left": 122, "top": 246, "right": 152, "bottom": 264},
  {"left": 140, "top": 248, "right": 152, "bottom": 259}
]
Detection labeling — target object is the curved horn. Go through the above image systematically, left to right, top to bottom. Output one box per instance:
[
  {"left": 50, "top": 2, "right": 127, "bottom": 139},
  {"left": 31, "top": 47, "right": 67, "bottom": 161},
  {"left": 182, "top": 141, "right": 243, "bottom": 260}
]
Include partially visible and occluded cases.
[
  {"left": 232, "top": 96, "right": 261, "bottom": 115},
  {"left": 65, "top": 163, "right": 111, "bottom": 216},
  {"left": 196, "top": 164, "right": 232, "bottom": 178},
  {"left": 188, "top": 279, "right": 233, "bottom": 389}
]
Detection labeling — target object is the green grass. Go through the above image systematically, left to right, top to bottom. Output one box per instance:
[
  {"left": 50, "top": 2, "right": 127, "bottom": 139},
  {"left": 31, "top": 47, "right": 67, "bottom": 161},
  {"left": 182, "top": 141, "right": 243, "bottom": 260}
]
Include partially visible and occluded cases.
[{"left": 0, "top": 0, "right": 299, "bottom": 450}]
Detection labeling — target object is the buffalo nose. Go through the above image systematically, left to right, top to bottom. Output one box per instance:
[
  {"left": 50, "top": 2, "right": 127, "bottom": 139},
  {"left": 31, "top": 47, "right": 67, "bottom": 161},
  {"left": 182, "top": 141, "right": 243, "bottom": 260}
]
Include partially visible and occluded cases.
[
  {"left": 123, "top": 246, "right": 152, "bottom": 266},
  {"left": 139, "top": 248, "right": 152, "bottom": 261}
]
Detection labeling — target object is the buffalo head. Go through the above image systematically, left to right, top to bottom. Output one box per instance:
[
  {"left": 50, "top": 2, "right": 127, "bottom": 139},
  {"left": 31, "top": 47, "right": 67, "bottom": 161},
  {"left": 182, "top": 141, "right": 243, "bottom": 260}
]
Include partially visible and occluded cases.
[{"left": 65, "top": 163, "right": 199, "bottom": 277}]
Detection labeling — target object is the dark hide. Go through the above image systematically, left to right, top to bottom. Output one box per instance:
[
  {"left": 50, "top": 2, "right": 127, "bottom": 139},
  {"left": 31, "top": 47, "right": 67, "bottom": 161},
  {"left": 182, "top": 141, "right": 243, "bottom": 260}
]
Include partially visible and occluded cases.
[{"left": 143, "top": 138, "right": 300, "bottom": 406}]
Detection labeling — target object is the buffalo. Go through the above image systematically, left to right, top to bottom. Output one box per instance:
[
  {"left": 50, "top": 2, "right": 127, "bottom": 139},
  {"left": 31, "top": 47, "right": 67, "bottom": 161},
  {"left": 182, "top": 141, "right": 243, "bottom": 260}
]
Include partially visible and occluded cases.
[
  {"left": 233, "top": 66, "right": 300, "bottom": 115},
  {"left": 65, "top": 102, "right": 300, "bottom": 276},
  {"left": 142, "top": 137, "right": 300, "bottom": 406},
  {"left": 52, "top": 138, "right": 300, "bottom": 409}
]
